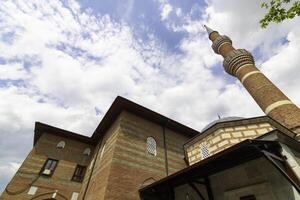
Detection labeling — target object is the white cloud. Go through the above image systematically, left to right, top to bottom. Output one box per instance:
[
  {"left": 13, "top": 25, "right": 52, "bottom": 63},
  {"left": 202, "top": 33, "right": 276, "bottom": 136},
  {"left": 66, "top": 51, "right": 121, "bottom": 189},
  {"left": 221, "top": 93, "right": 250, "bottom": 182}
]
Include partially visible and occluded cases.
[
  {"left": 1, "top": 0, "right": 300, "bottom": 194},
  {"left": 161, "top": 3, "right": 173, "bottom": 20},
  {"left": 175, "top": 8, "right": 182, "bottom": 17},
  {"left": 0, "top": 63, "right": 29, "bottom": 80}
]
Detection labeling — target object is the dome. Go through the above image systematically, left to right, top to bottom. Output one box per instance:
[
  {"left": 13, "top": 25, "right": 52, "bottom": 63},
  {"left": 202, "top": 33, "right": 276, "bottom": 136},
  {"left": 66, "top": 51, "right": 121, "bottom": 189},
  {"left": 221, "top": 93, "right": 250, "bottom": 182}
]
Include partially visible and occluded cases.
[{"left": 201, "top": 116, "right": 244, "bottom": 132}]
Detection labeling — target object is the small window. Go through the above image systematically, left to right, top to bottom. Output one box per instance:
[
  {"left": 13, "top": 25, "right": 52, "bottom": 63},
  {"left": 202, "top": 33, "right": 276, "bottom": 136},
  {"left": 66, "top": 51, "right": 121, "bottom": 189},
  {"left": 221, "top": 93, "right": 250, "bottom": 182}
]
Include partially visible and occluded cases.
[
  {"left": 146, "top": 137, "right": 157, "bottom": 156},
  {"left": 56, "top": 141, "right": 66, "bottom": 149},
  {"left": 200, "top": 142, "right": 210, "bottom": 159},
  {"left": 83, "top": 148, "right": 91, "bottom": 156},
  {"left": 41, "top": 158, "right": 58, "bottom": 176},
  {"left": 72, "top": 165, "right": 86, "bottom": 182},
  {"left": 27, "top": 186, "right": 38, "bottom": 195},
  {"left": 71, "top": 192, "right": 79, "bottom": 200},
  {"left": 185, "top": 193, "right": 190, "bottom": 200},
  {"left": 240, "top": 195, "right": 256, "bottom": 200}
]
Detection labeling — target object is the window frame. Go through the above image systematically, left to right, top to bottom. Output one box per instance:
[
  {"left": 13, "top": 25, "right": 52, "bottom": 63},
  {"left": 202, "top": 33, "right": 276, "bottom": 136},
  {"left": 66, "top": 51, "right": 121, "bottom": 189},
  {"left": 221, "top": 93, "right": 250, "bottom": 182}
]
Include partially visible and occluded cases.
[
  {"left": 146, "top": 136, "right": 157, "bottom": 156},
  {"left": 56, "top": 140, "right": 66, "bottom": 149},
  {"left": 199, "top": 142, "right": 211, "bottom": 160},
  {"left": 83, "top": 147, "right": 91, "bottom": 156},
  {"left": 40, "top": 158, "right": 59, "bottom": 177},
  {"left": 71, "top": 165, "right": 87, "bottom": 182}
]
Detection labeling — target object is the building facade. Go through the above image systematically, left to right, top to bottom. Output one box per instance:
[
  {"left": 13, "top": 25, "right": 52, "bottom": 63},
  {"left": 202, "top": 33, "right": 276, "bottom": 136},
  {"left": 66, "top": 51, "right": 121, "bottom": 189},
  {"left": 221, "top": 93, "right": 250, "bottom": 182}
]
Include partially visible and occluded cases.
[
  {"left": 1, "top": 27, "right": 300, "bottom": 200},
  {"left": 0, "top": 97, "right": 197, "bottom": 200}
]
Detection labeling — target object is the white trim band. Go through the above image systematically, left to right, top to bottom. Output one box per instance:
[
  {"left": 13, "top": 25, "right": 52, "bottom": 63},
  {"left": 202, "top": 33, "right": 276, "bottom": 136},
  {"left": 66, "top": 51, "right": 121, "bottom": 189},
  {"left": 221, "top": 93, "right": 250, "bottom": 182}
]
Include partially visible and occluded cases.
[
  {"left": 217, "top": 42, "right": 232, "bottom": 54},
  {"left": 235, "top": 64, "right": 254, "bottom": 75},
  {"left": 241, "top": 71, "right": 261, "bottom": 83},
  {"left": 265, "top": 100, "right": 294, "bottom": 114}
]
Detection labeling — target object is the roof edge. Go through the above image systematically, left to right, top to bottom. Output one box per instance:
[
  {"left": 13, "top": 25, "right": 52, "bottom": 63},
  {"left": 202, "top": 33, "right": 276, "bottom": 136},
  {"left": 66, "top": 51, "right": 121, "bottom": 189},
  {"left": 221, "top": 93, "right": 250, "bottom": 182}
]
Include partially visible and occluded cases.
[
  {"left": 33, "top": 96, "right": 200, "bottom": 146},
  {"left": 90, "top": 96, "right": 200, "bottom": 142},
  {"left": 33, "top": 122, "right": 91, "bottom": 146}
]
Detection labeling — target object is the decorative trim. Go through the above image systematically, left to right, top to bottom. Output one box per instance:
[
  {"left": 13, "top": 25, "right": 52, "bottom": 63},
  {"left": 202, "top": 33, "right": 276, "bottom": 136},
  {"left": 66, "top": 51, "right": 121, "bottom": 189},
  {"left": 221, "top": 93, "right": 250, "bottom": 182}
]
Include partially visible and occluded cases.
[
  {"left": 211, "top": 35, "right": 232, "bottom": 54},
  {"left": 217, "top": 42, "right": 232, "bottom": 54},
  {"left": 223, "top": 49, "right": 254, "bottom": 76},
  {"left": 235, "top": 64, "right": 253, "bottom": 74},
  {"left": 241, "top": 71, "right": 261, "bottom": 83},
  {"left": 265, "top": 100, "right": 294, "bottom": 114}
]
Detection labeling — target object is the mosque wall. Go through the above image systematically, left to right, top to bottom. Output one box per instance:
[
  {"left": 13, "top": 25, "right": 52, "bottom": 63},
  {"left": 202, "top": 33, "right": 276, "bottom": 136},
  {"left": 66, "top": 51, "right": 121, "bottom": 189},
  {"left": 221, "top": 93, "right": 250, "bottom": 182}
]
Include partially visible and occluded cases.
[{"left": 186, "top": 122, "right": 273, "bottom": 165}]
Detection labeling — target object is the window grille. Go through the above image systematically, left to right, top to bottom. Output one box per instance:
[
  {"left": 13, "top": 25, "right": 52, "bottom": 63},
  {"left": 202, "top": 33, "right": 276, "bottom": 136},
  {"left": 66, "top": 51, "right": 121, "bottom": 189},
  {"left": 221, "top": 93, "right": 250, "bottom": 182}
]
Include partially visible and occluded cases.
[
  {"left": 146, "top": 137, "right": 157, "bottom": 156},
  {"left": 56, "top": 141, "right": 66, "bottom": 149},
  {"left": 200, "top": 143, "right": 210, "bottom": 159},
  {"left": 41, "top": 158, "right": 58, "bottom": 176},
  {"left": 72, "top": 165, "right": 86, "bottom": 182},
  {"left": 27, "top": 186, "right": 38, "bottom": 195},
  {"left": 71, "top": 192, "right": 79, "bottom": 200}
]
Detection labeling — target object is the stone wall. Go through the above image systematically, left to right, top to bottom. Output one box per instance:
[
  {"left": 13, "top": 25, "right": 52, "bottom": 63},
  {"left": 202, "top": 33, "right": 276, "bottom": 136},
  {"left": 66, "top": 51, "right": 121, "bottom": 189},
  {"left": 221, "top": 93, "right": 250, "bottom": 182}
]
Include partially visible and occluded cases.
[
  {"left": 186, "top": 122, "right": 273, "bottom": 165},
  {"left": 0, "top": 133, "right": 93, "bottom": 200}
]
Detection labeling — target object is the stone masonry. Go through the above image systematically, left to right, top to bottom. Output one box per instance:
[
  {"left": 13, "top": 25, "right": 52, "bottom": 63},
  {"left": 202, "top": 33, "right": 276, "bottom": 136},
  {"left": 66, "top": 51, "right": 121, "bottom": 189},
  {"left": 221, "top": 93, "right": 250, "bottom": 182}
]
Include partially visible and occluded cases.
[{"left": 186, "top": 121, "right": 273, "bottom": 165}]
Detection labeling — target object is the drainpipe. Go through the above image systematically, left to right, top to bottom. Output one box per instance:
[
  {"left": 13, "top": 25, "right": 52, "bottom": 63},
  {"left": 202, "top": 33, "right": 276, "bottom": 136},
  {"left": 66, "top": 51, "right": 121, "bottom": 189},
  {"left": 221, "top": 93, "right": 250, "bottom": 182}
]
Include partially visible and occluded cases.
[{"left": 163, "top": 120, "right": 170, "bottom": 176}]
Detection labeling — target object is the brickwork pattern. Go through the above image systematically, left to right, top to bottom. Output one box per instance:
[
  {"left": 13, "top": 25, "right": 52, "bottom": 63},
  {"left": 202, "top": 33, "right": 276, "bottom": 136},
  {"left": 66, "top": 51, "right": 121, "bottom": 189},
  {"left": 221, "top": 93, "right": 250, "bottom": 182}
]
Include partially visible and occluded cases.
[
  {"left": 209, "top": 31, "right": 300, "bottom": 140},
  {"left": 78, "top": 111, "right": 190, "bottom": 200},
  {"left": 102, "top": 111, "right": 189, "bottom": 200},
  {"left": 79, "top": 116, "right": 121, "bottom": 200},
  {"left": 186, "top": 122, "right": 273, "bottom": 165},
  {"left": 1, "top": 133, "right": 93, "bottom": 200}
]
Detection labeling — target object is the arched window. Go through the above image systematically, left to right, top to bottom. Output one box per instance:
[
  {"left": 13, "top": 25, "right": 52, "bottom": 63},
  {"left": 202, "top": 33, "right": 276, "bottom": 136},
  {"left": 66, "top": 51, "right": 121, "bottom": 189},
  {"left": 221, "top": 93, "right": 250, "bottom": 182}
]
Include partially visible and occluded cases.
[
  {"left": 146, "top": 137, "right": 157, "bottom": 156},
  {"left": 56, "top": 141, "right": 66, "bottom": 149},
  {"left": 199, "top": 142, "right": 210, "bottom": 159},
  {"left": 83, "top": 148, "right": 91, "bottom": 156}
]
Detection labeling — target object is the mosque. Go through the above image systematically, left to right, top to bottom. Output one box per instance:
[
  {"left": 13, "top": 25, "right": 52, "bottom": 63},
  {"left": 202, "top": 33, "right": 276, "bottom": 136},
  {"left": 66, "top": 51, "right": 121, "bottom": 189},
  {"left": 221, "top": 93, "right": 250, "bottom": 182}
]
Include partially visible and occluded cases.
[{"left": 1, "top": 26, "right": 299, "bottom": 200}]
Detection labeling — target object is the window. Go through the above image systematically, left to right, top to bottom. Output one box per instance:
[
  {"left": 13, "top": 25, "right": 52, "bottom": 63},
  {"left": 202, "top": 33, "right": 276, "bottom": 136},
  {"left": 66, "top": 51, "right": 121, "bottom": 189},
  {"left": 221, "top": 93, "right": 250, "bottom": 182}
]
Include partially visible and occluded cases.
[
  {"left": 146, "top": 137, "right": 157, "bottom": 156},
  {"left": 56, "top": 141, "right": 66, "bottom": 149},
  {"left": 200, "top": 142, "right": 210, "bottom": 159},
  {"left": 83, "top": 148, "right": 91, "bottom": 156},
  {"left": 41, "top": 158, "right": 58, "bottom": 176},
  {"left": 72, "top": 165, "right": 86, "bottom": 182},
  {"left": 27, "top": 186, "right": 38, "bottom": 195},
  {"left": 71, "top": 192, "right": 79, "bottom": 200},
  {"left": 185, "top": 193, "right": 190, "bottom": 200},
  {"left": 240, "top": 195, "right": 256, "bottom": 200}
]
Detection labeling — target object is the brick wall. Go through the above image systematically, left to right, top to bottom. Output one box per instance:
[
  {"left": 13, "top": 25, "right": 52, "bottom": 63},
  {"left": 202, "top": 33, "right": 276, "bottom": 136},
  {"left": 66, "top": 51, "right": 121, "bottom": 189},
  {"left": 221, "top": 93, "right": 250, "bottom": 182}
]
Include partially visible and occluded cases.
[
  {"left": 1, "top": 110, "right": 192, "bottom": 200},
  {"left": 83, "top": 111, "right": 190, "bottom": 200},
  {"left": 79, "top": 114, "right": 122, "bottom": 200},
  {"left": 0, "top": 133, "right": 93, "bottom": 200}
]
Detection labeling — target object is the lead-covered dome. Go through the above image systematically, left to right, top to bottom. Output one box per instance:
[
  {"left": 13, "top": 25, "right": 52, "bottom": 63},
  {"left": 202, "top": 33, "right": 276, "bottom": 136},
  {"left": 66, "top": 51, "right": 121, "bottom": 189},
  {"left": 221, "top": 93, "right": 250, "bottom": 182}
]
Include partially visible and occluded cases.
[{"left": 201, "top": 117, "right": 244, "bottom": 132}]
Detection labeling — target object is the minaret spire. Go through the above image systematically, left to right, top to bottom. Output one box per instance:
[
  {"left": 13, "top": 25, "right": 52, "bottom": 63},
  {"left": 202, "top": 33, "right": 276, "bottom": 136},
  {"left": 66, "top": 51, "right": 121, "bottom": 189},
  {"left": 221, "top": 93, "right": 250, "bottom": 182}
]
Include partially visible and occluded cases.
[
  {"left": 203, "top": 25, "right": 217, "bottom": 37},
  {"left": 206, "top": 27, "right": 300, "bottom": 141}
]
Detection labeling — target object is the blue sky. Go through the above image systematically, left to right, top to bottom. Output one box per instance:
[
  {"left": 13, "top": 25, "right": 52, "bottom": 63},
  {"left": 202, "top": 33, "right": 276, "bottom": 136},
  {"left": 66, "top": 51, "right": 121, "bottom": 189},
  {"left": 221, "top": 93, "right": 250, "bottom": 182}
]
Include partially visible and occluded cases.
[{"left": 1, "top": 0, "right": 300, "bottom": 194}]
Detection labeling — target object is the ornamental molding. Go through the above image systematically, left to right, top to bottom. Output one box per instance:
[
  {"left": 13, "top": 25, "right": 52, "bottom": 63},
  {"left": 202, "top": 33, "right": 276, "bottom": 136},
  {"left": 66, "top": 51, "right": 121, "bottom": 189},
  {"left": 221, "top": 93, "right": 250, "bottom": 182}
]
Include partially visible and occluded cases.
[
  {"left": 211, "top": 35, "right": 232, "bottom": 54},
  {"left": 223, "top": 49, "right": 254, "bottom": 76}
]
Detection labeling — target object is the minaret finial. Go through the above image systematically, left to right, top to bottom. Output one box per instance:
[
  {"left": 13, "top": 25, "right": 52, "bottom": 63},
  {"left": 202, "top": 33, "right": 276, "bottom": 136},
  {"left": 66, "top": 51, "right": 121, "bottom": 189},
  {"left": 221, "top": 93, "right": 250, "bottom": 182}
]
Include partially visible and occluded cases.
[{"left": 203, "top": 25, "right": 217, "bottom": 37}]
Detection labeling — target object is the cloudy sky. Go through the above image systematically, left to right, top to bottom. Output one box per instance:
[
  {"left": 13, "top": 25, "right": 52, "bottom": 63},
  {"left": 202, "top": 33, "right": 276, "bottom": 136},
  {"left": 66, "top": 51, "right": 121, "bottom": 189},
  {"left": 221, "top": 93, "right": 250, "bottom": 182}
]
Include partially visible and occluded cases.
[{"left": 1, "top": 0, "right": 300, "bottom": 192}]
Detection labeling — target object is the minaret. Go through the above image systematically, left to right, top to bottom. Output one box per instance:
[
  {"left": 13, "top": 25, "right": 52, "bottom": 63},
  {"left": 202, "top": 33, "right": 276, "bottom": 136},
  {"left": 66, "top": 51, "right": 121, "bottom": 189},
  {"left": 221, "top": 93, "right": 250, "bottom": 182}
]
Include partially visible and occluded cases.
[{"left": 204, "top": 25, "right": 300, "bottom": 141}]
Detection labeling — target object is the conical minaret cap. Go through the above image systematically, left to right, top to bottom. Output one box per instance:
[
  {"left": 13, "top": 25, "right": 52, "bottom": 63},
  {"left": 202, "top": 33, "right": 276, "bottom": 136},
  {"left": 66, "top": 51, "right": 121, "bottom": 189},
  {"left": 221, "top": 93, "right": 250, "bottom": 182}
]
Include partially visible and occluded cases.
[{"left": 203, "top": 25, "right": 218, "bottom": 37}]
